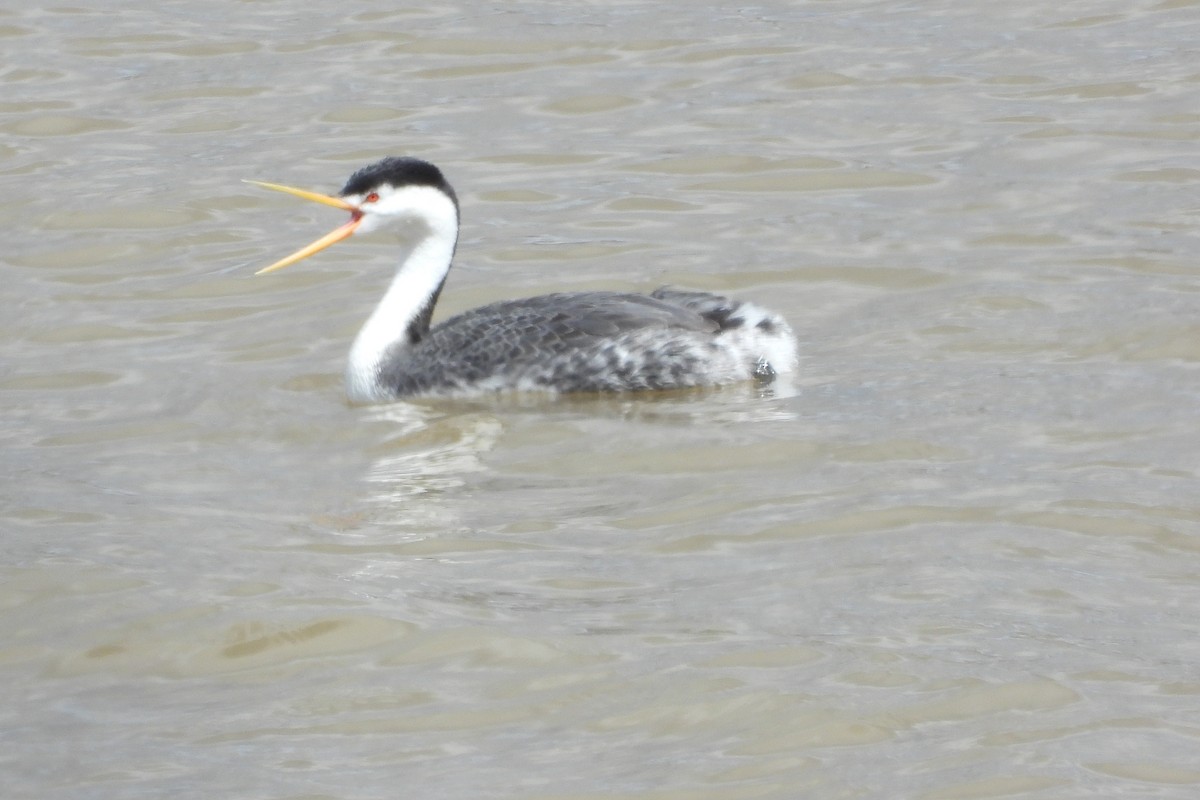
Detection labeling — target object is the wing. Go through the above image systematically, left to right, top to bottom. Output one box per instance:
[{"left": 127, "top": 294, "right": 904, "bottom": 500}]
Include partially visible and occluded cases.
[
  {"left": 381, "top": 291, "right": 719, "bottom": 393},
  {"left": 433, "top": 291, "right": 717, "bottom": 356}
]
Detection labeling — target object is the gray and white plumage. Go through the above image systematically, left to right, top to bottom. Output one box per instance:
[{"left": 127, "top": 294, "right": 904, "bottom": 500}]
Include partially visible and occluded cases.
[{"left": 254, "top": 157, "right": 797, "bottom": 403}]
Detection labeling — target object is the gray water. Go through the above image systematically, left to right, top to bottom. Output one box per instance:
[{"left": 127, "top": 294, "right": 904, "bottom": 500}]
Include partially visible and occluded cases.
[{"left": 4, "top": 2, "right": 1200, "bottom": 798}]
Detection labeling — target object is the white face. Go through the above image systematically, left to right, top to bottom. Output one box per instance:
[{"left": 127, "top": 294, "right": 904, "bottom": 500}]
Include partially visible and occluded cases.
[{"left": 342, "top": 183, "right": 459, "bottom": 239}]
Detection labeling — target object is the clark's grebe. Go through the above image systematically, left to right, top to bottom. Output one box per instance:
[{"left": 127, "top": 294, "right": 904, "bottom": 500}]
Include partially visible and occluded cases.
[{"left": 249, "top": 157, "right": 796, "bottom": 403}]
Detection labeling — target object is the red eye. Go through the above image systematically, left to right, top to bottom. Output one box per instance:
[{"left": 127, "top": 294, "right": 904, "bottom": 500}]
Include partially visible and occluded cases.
[{"left": 365, "top": 192, "right": 380, "bottom": 203}]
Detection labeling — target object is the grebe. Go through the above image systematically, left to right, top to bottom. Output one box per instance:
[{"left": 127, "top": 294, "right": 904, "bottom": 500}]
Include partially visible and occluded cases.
[{"left": 249, "top": 157, "right": 797, "bottom": 403}]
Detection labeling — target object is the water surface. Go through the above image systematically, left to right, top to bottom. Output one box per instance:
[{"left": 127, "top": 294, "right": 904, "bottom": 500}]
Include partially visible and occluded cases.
[{"left": 3, "top": 1, "right": 1200, "bottom": 798}]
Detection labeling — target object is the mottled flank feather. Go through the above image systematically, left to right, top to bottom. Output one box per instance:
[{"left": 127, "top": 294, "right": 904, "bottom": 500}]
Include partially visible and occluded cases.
[{"left": 378, "top": 289, "right": 797, "bottom": 397}]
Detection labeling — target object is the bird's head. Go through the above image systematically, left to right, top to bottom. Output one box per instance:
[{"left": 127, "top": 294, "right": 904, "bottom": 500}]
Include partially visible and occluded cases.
[{"left": 248, "top": 156, "right": 459, "bottom": 275}]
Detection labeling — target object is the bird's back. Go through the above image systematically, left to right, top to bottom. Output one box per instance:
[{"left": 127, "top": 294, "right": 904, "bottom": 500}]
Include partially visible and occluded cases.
[{"left": 376, "top": 289, "right": 795, "bottom": 397}]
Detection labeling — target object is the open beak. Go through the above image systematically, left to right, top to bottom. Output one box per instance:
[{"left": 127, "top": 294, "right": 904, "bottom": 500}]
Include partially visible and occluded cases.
[{"left": 244, "top": 179, "right": 363, "bottom": 275}]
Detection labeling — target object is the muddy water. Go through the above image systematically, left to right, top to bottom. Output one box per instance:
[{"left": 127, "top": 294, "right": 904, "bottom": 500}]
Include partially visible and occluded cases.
[{"left": 4, "top": 2, "right": 1200, "bottom": 798}]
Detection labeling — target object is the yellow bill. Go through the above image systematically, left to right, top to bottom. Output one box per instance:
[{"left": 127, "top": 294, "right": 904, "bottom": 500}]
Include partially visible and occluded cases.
[
  {"left": 243, "top": 179, "right": 356, "bottom": 211},
  {"left": 245, "top": 179, "right": 363, "bottom": 274}
]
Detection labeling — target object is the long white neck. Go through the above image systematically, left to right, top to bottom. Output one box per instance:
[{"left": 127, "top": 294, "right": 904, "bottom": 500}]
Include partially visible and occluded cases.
[{"left": 345, "top": 192, "right": 458, "bottom": 403}]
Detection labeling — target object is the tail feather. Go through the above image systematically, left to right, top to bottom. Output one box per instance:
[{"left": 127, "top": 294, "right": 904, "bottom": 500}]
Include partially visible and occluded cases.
[
  {"left": 651, "top": 286, "right": 798, "bottom": 378},
  {"left": 650, "top": 287, "right": 741, "bottom": 330}
]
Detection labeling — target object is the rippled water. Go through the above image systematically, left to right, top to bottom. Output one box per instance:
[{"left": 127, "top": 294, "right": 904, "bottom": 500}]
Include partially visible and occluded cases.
[{"left": 4, "top": 1, "right": 1200, "bottom": 798}]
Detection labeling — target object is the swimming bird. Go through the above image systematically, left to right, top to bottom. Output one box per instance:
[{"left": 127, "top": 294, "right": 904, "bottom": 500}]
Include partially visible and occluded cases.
[{"left": 249, "top": 157, "right": 797, "bottom": 403}]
